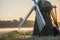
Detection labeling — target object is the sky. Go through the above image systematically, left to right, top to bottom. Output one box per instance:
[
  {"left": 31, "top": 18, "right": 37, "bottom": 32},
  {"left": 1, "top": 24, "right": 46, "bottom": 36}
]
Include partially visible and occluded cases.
[
  {"left": 0, "top": 0, "right": 60, "bottom": 22},
  {"left": 0, "top": 0, "right": 35, "bottom": 21}
]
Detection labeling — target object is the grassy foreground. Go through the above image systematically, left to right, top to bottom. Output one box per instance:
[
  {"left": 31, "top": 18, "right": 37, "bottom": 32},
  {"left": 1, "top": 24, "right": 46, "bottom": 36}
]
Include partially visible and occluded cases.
[{"left": 0, "top": 31, "right": 60, "bottom": 40}]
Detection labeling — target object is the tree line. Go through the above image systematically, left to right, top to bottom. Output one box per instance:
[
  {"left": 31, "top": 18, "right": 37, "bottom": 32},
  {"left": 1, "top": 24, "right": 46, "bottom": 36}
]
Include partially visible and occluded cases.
[{"left": 0, "top": 18, "right": 34, "bottom": 28}]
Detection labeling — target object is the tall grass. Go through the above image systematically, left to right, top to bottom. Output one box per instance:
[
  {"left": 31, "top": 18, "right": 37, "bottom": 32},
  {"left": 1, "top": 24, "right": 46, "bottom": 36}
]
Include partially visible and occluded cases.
[{"left": 0, "top": 30, "right": 60, "bottom": 40}]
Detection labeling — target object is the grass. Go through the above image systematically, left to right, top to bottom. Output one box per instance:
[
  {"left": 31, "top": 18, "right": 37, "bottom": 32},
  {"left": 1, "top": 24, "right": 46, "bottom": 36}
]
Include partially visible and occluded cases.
[
  {"left": 0, "top": 30, "right": 60, "bottom": 40},
  {"left": 0, "top": 30, "right": 32, "bottom": 40}
]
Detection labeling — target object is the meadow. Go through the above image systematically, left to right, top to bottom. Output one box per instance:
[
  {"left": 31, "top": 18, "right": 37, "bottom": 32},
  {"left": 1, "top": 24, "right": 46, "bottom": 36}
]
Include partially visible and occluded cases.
[{"left": 0, "top": 30, "right": 60, "bottom": 40}]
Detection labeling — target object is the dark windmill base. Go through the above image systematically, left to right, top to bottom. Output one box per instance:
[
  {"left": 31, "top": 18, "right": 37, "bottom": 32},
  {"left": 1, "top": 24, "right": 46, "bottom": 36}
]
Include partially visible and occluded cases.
[{"left": 33, "top": 18, "right": 60, "bottom": 36}]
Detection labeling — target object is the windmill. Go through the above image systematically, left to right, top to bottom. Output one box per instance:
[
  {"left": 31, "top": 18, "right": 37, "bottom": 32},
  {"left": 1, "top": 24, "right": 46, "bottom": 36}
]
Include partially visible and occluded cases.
[{"left": 18, "top": 0, "right": 60, "bottom": 36}]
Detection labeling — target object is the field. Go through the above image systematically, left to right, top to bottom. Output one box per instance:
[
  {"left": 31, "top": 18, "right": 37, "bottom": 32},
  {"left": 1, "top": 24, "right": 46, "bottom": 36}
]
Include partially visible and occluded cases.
[{"left": 0, "top": 30, "right": 60, "bottom": 40}]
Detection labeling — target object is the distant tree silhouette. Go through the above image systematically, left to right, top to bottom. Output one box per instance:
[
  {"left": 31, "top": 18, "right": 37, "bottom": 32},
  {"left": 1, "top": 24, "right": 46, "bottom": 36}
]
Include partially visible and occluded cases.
[
  {"left": 0, "top": 17, "right": 34, "bottom": 28},
  {"left": 12, "top": 20, "right": 18, "bottom": 26}
]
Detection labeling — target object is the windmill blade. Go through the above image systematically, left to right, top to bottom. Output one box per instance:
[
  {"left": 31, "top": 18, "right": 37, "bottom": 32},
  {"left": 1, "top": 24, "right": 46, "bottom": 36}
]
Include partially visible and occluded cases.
[
  {"left": 33, "top": 0, "right": 46, "bottom": 32},
  {"left": 18, "top": 6, "right": 34, "bottom": 29}
]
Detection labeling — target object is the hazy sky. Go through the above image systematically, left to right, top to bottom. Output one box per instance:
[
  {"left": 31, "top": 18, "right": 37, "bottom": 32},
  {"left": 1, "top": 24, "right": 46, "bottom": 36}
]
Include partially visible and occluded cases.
[
  {"left": 0, "top": 0, "right": 60, "bottom": 21},
  {"left": 0, "top": 0, "right": 35, "bottom": 21}
]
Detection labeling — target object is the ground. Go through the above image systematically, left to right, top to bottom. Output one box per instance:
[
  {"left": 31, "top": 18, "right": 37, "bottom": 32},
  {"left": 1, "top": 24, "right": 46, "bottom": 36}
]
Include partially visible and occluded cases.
[{"left": 0, "top": 30, "right": 60, "bottom": 40}]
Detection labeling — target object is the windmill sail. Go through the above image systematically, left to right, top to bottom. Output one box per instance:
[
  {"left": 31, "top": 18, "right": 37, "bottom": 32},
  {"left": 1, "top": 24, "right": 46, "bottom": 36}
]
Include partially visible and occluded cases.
[
  {"left": 33, "top": 0, "right": 46, "bottom": 32},
  {"left": 18, "top": 6, "right": 34, "bottom": 29},
  {"left": 36, "top": 10, "right": 45, "bottom": 32}
]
